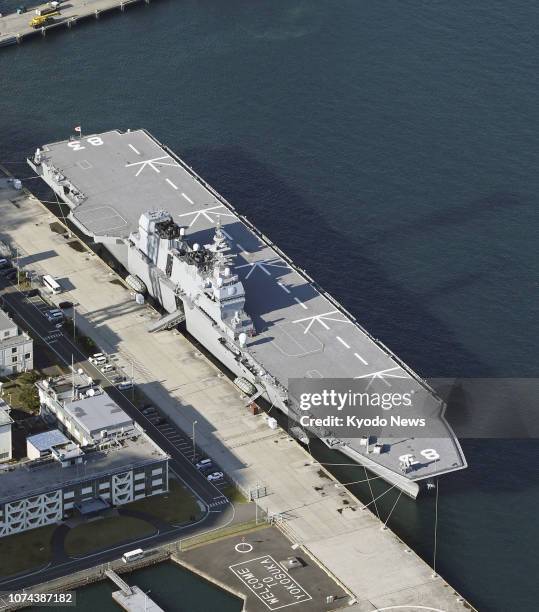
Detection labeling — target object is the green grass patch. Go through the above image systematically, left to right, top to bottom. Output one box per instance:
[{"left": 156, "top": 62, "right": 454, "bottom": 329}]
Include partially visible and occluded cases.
[
  {"left": 1, "top": 370, "right": 40, "bottom": 414},
  {"left": 126, "top": 479, "right": 202, "bottom": 525},
  {"left": 65, "top": 515, "right": 155, "bottom": 557},
  {"left": 0, "top": 524, "right": 55, "bottom": 579}
]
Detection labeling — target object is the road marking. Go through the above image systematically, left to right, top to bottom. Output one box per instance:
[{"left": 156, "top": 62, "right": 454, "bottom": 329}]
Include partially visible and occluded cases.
[
  {"left": 128, "top": 144, "right": 140, "bottom": 155},
  {"left": 166, "top": 178, "right": 178, "bottom": 190},
  {"left": 181, "top": 192, "right": 194, "bottom": 204},
  {"left": 278, "top": 282, "right": 291, "bottom": 294},
  {"left": 294, "top": 297, "right": 308, "bottom": 310},
  {"left": 336, "top": 336, "right": 350, "bottom": 349},
  {"left": 354, "top": 352, "right": 368, "bottom": 365}
]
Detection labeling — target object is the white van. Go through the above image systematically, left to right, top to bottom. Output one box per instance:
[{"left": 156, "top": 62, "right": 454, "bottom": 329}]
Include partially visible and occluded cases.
[
  {"left": 89, "top": 353, "right": 107, "bottom": 365},
  {"left": 117, "top": 380, "right": 134, "bottom": 391},
  {"left": 122, "top": 548, "right": 144, "bottom": 563}
]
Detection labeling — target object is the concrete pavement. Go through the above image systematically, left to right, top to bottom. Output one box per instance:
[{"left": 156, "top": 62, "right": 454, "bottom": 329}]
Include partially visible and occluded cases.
[
  {"left": 0, "top": 0, "right": 155, "bottom": 48},
  {"left": 0, "top": 179, "right": 474, "bottom": 611}
]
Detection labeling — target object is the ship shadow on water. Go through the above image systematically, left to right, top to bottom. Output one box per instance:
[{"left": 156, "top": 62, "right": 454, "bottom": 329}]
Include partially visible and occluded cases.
[{"left": 179, "top": 144, "right": 539, "bottom": 496}]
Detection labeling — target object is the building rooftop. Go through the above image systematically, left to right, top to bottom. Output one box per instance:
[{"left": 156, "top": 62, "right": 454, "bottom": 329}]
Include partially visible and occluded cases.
[
  {"left": 0, "top": 309, "right": 14, "bottom": 334},
  {"left": 64, "top": 392, "right": 134, "bottom": 440},
  {"left": 0, "top": 403, "right": 12, "bottom": 427},
  {"left": 27, "top": 429, "right": 69, "bottom": 453},
  {"left": 0, "top": 430, "right": 168, "bottom": 505}
]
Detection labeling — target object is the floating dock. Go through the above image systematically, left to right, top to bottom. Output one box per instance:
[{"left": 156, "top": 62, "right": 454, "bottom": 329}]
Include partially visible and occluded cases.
[
  {"left": 0, "top": 0, "right": 156, "bottom": 48},
  {"left": 106, "top": 570, "right": 163, "bottom": 612}
]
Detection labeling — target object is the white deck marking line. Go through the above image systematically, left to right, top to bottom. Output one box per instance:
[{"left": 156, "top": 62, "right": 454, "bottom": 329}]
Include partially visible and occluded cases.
[
  {"left": 128, "top": 144, "right": 140, "bottom": 155},
  {"left": 166, "top": 178, "right": 178, "bottom": 190},
  {"left": 181, "top": 192, "right": 194, "bottom": 204},
  {"left": 221, "top": 229, "right": 232, "bottom": 240},
  {"left": 236, "top": 243, "right": 247, "bottom": 254},
  {"left": 278, "top": 282, "right": 291, "bottom": 294},
  {"left": 294, "top": 297, "right": 308, "bottom": 310},
  {"left": 336, "top": 336, "right": 350, "bottom": 349},
  {"left": 354, "top": 352, "right": 368, "bottom": 365}
]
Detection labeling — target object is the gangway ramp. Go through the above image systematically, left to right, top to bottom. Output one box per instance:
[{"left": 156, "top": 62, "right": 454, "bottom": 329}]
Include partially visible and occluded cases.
[
  {"left": 147, "top": 309, "right": 185, "bottom": 332},
  {"left": 105, "top": 569, "right": 132, "bottom": 594}
]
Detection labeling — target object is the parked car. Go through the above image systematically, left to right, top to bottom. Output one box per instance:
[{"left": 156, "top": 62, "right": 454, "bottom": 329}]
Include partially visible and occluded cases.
[
  {"left": 0, "top": 258, "right": 11, "bottom": 269},
  {"left": 26, "top": 288, "right": 39, "bottom": 297},
  {"left": 58, "top": 301, "right": 73, "bottom": 310},
  {"left": 46, "top": 309, "right": 63, "bottom": 323},
  {"left": 89, "top": 353, "right": 107, "bottom": 365},
  {"left": 100, "top": 364, "right": 115, "bottom": 373},
  {"left": 117, "top": 380, "right": 134, "bottom": 391},
  {"left": 196, "top": 458, "right": 212, "bottom": 470},
  {"left": 206, "top": 472, "right": 224, "bottom": 482}
]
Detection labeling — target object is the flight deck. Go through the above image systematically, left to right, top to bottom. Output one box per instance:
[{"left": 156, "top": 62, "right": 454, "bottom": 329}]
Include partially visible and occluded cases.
[{"left": 30, "top": 129, "right": 467, "bottom": 488}]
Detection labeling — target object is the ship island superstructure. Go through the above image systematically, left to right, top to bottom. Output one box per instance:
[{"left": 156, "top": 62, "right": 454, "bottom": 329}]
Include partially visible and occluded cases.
[{"left": 28, "top": 129, "right": 466, "bottom": 497}]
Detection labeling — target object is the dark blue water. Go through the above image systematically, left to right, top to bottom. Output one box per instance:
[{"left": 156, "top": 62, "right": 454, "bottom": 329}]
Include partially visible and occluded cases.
[
  {"left": 1, "top": 2, "right": 539, "bottom": 610},
  {"left": 27, "top": 561, "right": 242, "bottom": 611}
]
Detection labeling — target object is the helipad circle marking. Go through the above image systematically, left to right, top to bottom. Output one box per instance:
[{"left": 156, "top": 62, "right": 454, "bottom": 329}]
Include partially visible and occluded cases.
[{"left": 235, "top": 542, "right": 253, "bottom": 554}]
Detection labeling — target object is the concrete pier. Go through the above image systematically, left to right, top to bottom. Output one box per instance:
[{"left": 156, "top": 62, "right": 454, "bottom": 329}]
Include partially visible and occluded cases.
[
  {"left": 0, "top": 0, "right": 157, "bottom": 48},
  {"left": 0, "top": 176, "right": 475, "bottom": 611},
  {"left": 106, "top": 569, "right": 163, "bottom": 612}
]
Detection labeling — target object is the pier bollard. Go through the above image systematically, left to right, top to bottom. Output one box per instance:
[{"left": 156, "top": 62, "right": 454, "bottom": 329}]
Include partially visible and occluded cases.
[
  {"left": 120, "top": 1, "right": 125, "bottom": 11},
  {"left": 95, "top": 9, "right": 99, "bottom": 18},
  {"left": 41, "top": 26, "right": 46, "bottom": 37}
]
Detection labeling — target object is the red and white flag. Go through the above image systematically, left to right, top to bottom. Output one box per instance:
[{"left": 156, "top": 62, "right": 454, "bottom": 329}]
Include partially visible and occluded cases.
[{"left": 74, "top": 126, "right": 81, "bottom": 133}]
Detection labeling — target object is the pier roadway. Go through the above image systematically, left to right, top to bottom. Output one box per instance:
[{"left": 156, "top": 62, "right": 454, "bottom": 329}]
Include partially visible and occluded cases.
[
  {"left": 0, "top": 0, "right": 153, "bottom": 48},
  {"left": 0, "top": 180, "right": 474, "bottom": 611}
]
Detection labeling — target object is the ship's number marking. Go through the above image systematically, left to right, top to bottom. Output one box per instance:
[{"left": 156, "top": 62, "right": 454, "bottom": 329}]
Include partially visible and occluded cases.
[
  {"left": 68, "top": 136, "right": 104, "bottom": 151},
  {"left": 399, "top": 449, "right": 440, "bottom": 464}
]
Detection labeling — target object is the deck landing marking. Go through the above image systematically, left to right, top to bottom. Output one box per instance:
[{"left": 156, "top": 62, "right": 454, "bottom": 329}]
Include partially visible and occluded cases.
[
  {"left": 128, "top": 144, "right": 141, "bottom": 155},
  {"left": 125, "top": 155, "right": 179, "bottom": 176},
  {"left": 166, "top": 178, "right": 178, "bottom": 190},
  {"left": 181, "top": 192, "right": 194, "bottom": 204},
  {"left": 177, "top": 204, "right": 235, "bottom": 228},
  {"left": 237, "top": 259, "right": 290, "bottom": 279},
  {"left": 278, "top": 282, "right": 291, "bottom": 294},
  {"left": 294, "top": 297, "right": 308, "bottom": 310},
  {"left": 292, "top": 310, "right": 352, "bottom": 334},
  {"left": 336, "top": 335, "right": 350, "bottom": 349},
  {"left": 354, "top": 352, "right": 368, "bottom": 365},
  {"left": 355, "top": 366, "right": 410, "bottom": 389}
]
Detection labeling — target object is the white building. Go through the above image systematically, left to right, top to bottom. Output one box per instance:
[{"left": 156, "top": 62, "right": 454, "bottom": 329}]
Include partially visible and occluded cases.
[
  {"left": 0, "top": 308, "right": 33, "bottom": 375},
  {"left": 0, "top": 376, "right": 169, "bottom": 537},
  {"left": 0, "top": 399, "right": 13, "bottom": 463}
]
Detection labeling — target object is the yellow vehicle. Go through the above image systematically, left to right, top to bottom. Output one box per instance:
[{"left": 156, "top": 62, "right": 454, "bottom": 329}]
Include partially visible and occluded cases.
[{"left": 29, "top": 11, "right": 59, "bottom": 28}]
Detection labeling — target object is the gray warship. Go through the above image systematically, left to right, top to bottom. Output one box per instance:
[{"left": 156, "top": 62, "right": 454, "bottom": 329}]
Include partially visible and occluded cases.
[{"left": 28, "top": 129, "right": 467, "bottom": 497}]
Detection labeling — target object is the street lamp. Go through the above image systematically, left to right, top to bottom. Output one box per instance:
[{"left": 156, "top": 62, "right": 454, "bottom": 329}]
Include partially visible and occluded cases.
[{"left": 192, "top": 420, "right": 198, "bottom": 461}]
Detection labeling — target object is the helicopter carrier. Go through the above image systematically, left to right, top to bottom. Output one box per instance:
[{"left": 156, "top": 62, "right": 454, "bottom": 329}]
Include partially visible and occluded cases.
[{"left": 28, "top": 129, "right": 467, "bottom": 497}]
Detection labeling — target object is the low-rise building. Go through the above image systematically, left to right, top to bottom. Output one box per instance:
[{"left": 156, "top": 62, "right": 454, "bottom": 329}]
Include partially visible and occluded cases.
[
  {"left": 0, "top": 308, "right": 33, "bottom": 375},
  {"left": 0, "top": 375, "right": 169, "bottom": 537},
  {"left": 26, "top": 429, "right": 71, "bottom": 460}
]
